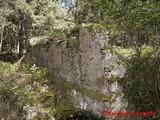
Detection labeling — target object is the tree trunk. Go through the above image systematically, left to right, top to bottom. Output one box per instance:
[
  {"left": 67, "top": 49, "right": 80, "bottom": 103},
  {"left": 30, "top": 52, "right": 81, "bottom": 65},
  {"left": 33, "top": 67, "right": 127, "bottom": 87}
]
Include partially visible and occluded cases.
[
  {"left": 18, "top": 11, "right": 27, "bottom": 58},
  {"left": 0, "top": 24, "right": 4, "bottom": 53}
]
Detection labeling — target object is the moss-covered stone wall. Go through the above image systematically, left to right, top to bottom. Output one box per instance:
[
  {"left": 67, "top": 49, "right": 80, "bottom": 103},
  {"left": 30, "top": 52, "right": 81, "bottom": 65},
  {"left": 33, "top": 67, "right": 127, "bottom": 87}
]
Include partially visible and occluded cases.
[{"left": 26, "top": 23, "right": 127, "bottom": 118}]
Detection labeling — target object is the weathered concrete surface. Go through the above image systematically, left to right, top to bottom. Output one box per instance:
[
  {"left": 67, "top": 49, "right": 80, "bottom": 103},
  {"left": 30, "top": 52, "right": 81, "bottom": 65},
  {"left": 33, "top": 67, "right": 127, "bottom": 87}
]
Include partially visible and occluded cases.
[{"left": 26, "top": 23, "right": 127, "bottom": 117}]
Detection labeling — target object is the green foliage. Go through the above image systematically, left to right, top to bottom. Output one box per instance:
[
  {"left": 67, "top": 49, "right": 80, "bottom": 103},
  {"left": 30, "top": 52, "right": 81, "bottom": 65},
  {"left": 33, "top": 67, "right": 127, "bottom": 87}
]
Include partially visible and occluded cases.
[
  {"left": 2, "top": 0, "right": 75, "bottom": 54},
  {"left": 30, "top": 0, "right": 75, "bottom": 35},
  {"left": 76, "top": 0, "right": 160, "bottom": 50},
  {"left": 110, "top": 43, "right": 160, "bottom": 118},
  {"left": 140, "top": 45, "right": 157, "bottom": 58},
  {"left": 119, "top": 51, "right": 160, "bottom": 119},
  {"left": 0, "top": 62, "right": 103, "bottom": 119},
  {"left": 0, "top": 62, "right": 22, "bottom": 119},
  {"left": 0, "top": 62, "right": 52, "bottom": 119},
  {"left": 29, "top": 65, "right": 48, "bottom": 80}
]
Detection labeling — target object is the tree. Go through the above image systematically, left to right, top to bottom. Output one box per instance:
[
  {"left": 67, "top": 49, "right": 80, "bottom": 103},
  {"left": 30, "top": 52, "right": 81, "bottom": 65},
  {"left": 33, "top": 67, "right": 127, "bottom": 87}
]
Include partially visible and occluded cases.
[
  {"left": 0, "top": 0, "right": 5, "bottom": 53},
  {"left": 2, "top": 0, "right": 75, "bottom": 57}
]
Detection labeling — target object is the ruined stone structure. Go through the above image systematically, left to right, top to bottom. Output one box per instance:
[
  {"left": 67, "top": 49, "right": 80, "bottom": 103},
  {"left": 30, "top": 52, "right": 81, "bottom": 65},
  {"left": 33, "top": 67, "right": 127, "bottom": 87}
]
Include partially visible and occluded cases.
[{"left": 26, "top": 24, "right": 127, "bottom": 119}]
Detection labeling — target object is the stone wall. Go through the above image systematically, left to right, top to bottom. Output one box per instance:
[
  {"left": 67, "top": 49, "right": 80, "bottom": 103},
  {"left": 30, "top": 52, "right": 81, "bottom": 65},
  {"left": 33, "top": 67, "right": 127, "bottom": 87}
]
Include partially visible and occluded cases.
[{"left": 26, "top": 23, "right": 127, "bottom": 118}]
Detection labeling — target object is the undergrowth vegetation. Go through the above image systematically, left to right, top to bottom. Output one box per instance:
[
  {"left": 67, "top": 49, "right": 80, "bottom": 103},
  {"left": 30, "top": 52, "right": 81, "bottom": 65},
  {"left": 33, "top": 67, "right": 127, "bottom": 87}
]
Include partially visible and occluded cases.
[
  {"left": 114, "top": 46, "right": 160, "bottom": 119},
  {"left": 0, "top": 62, "right": 103, "bottom": 120}
]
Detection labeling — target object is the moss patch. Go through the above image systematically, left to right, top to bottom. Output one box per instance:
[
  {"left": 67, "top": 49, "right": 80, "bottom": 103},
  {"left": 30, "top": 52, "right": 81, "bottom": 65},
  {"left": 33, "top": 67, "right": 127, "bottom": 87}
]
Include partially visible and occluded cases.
[
  {"left": 82, "top": 23, "right": 105, "bottom": 33},
  {"left": 67, "top": 37, "right": 80, "bottom": 53},
  {"left": 70, "top": 37, "right": 80, "bottom": 47},
  {"left": 49, "top": 75, "right": 108, "bottom": 102},
  {"left": 76, "top": 86, "right": 107, "bottom": 101},
  {"left": 102, "top": 95, "right": 116, "bottom": 103}
]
